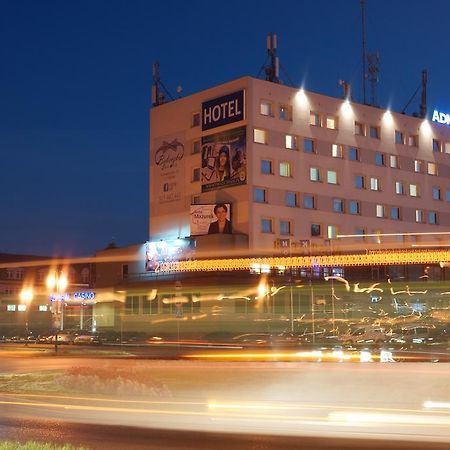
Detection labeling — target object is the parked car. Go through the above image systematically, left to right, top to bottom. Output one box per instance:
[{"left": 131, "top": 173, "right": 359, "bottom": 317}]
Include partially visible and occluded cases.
[
  {"left": 389, "top": 325, "right": 439, "bottom": 345},
  {"left": 339, "top": 326, "right": 387, "bottom": 346},
  {"left": 47, "top": 333, "right": 75, "bottom": 344},
  {"left": 232, "top": 333, "right": 272, "bottom": 346},
  {"left": 73, "top": 334, "right": 102, "bottom": 345}
]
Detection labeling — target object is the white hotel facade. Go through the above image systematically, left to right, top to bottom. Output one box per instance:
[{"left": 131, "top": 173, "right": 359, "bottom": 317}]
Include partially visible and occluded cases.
[{"left": 149, "top": 76, "right": 450, "bottom": 256}]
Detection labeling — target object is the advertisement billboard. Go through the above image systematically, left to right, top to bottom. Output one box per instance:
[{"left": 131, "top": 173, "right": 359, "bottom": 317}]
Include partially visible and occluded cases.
[
  {"left": 201, "top": 126, "right": 246, "bottom": 192},
  {"left": 190, "top": 203, "right": 232, "bottom": 236},
  {"left": 145, "top": 239, "right": 192, "bottom": 273}
]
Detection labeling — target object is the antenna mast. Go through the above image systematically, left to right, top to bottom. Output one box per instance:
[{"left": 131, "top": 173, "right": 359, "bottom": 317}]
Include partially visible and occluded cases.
[
  {"left": 360, "top": 0, "right": 367, "bottom": 104},
  {"left": 265, "top": 33, "right": 280, "bottom": 84},
  {"left": 367, "top": 53, "right": 380, "bottom": 107},
  {"left": 151, "top": 61, "right": 174, "bottom": 107},
  {"left": 420, "top": 69, "right": 427, "bottom": 119}
]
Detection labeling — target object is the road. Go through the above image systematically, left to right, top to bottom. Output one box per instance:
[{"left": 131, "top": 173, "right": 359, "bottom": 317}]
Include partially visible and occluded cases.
[{"left": 0, "top": 354, "right": 449, "bottom": 448}]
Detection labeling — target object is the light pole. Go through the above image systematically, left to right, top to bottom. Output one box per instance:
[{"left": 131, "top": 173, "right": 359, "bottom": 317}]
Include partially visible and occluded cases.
[
  {"left": 46, "top": 270, "right": 68, "bottom": 353},
  {"left": 19, "top": 286, "right": 34, "bottom": 345}
]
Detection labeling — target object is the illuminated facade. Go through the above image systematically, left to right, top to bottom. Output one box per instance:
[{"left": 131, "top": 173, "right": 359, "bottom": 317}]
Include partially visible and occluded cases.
[{"left": 150, "top": 77, "right": 450, "bottom": 256}]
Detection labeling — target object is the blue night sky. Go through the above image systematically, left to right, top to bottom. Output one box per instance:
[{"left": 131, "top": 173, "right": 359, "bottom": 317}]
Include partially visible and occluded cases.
[{"left": 1, "top": 0, "right": 449, "bottom": 257}]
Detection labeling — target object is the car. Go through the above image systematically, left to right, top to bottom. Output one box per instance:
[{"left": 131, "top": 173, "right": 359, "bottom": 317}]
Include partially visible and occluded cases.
[
  {"left": 389, "top": 325, "right": 439, "bottom": 346},
  {"left": 339, "top": 326, "right": 387, "bottom": 346},
  {"left": 47, "top": 333, "right": 76, "bottom": 344},
  {"left": 232, "top": 333, "right": 272, "bottom": 346},
  {"left": 73, "top": 334, "right": 102, "bottom": 345}
]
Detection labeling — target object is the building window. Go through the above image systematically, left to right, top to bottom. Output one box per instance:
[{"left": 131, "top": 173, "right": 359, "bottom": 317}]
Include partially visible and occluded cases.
[
  {"left": 260, "top": 100, "right": 273, "bottom": 116},
  {"left": 279, "top": 104, "right": 292, "bottom": 120},
  {"left": 310, "top": 111, "right": 321, "bottom": 126},
  {"left": 191, "top": 112, "right": 200, "bottom": 127},
  {"left": 326, "top": 116, "right": 338, "bottom": 130},
  {"left": 355, "top": 121, "right": 364, "bottom": 135},
  {"left": 369, "top": 125, "right": 380, "bottom": 139},
  {"left": 254, "top": 128, "right": 268, "bottom": 144},
  {"left": 395, "top": 130, "right": 405, "bottom": 144},
  {"left": 285, "top": 134, "right": 298, "bottom": 149},
  {"left": 408, "top": 135, "right": 418, "bottom": 147},
  {"left": 304, "top": 138, "right": 315, "bottom": 153},
  {"left": 432, "top": 139, "right": 441, "bottom": 152},
  {"left": 192, "top": 140, "right": 200, "bottom": 154},
  {"left": 445, "top": 142, "right": 450, "bottom": 154},
  {"left": 331, "top": 144, "right": 343, "bottom": 158},
  {"left": 348, "top": 147, "right": 359, "bottom": 161},
  {"left": 375, "top": 152, "right": 385, "bottom": 166},
  {"left": 389, "top": 154, "right": 399, "bottom": 168},
  {"left": 261, "top": 159, "right": 273, "bottom": 175},
  {"left": 414, "top": 160, "right": 423, "bottom": 173},
  {"left": 279, "top": 162, "right": 292, "bottom": 177},
  {"left": 427, "top": 162, "right": 437, "bottom": 176},
  {"left": 310, "top": 167, "right": 321, "bottom": 182},
  {"left": 192, "top": 168, "right": 200, "bottom": 182},
  {"left": 327, "top": 170, "right": 338, "bottom": 184},
  {"left": 355, "top": 175, "right": 365, "bottom": 189},
  {"left": 370, "top": 177, "right": 380, "bottom": 191},
  {"left": 395, "top": 181, "right": 404, "bottom": 195},
  {"left": 409, "top": 184, "right": 419, "bottom": 197},
  {"left": 254, "top": 187, "right": 267, "bottom": 203},
  {"left": 432, "top": 187, "right": 441, "bottom": 200},
  {"left": 446, "top": 190, "right": 450, "bottom": 202},
  {"left": 286, "top": 192, "right": 297, "bottom": 207},
  {"left": 303, "top": 194, "right": 315, "bottom": 209},
  {"left": 192, "top": 195, "right": 201, "bottom": 205},
  {"left": 333, "top": 198, "right": 344, "bottom": 213},
  {"left": 349, "top": 200, "right": 360, "bottom": 215},
  {"left": 376, "top": 204, "right": 385, "bottom": 218},
  {"left": 390, "top": 207, "right": 400, "bottom": 220},
  {"left": 415, "top": 209, "right": 423, "bottom": 223},
  {"left": 428, "top": 211, "right": 438, "bottom": 225},
  {"left": 261, "top": 218, "right": 273, "bottom": 233},
  {"left": 280, "top": 220, "right": 291, "bottom": 235},
  {"left": 311, "top": 224, "right": 321, "bottom": 237},
  {"left": 327, "top": 225, "right": 338, "bottom": 239},
  {"left": 355, "top": 228, "right": 366, "bottom": 240},
  {"left": 122, "top": 264, "right": 128, "bottom": 280},
  {"left": 142, "top": 295, "right": 154, "bottom": 315},
  {"left": 125, "top": 296, "right": 140, "bottom": 315},
  {"left": 18, "top": 304, "right": 26, "bottom": 312},
  {"left": 7, "top": 305, "right": 16, "bottom": 312},
  {"left": 39, "top": 305, "right": 49, "bottom": 312}
]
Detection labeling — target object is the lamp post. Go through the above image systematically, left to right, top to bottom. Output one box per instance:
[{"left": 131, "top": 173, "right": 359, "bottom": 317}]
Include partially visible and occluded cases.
[
  {"left": 46, "top": 270, "right": 68, "bottom": 353},
  {"left": 19, "top": 286, "right": 34, "bottom": 345}
]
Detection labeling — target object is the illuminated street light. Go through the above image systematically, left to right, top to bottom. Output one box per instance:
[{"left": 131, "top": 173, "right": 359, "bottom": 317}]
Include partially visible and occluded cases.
[
  {"left": 46, "top": 269, "right": 68, "bottom": 353},
  {"left": 19, "top": 287, "right": 34, "bottom": 303}
]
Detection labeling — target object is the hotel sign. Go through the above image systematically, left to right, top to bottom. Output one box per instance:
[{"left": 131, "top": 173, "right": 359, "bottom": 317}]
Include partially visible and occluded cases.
[
  {"left": 202, "top": 90, "right": 244, "bottom": 131},
  {"left": 432, "top": 109, "right": 450, "bottom": 126}
]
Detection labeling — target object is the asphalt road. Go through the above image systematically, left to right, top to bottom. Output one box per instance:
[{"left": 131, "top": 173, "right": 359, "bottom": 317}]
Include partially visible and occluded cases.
[{"left": 1, "top": 416, "right": 450, "bottom": 450}]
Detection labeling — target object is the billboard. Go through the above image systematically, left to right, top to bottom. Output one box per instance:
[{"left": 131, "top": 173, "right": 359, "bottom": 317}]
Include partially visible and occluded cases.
[
  {"left": 202, "top": 90, "right": 244, "bottom": 131},
  {"left": 201, "top": 126, "right": 246, "bottom": 192},
  {"left": 152, "top": 133, "right": 185, "bottom": 212},
  {"left": 190, "top": 203, "right": 232, "bottom": 236},
  {"left": 145, "top": 240, "right": 192, "bottom": 273}
]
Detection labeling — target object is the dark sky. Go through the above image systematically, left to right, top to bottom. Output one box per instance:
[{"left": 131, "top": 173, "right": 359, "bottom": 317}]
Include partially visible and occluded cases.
[{"left": 1, "top": 0, "right": 449, "bottom": 257}]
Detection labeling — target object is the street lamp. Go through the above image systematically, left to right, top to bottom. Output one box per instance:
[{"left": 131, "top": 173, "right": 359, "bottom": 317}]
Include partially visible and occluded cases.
[
  {"left": 46, "top": 270, "right": 68, "bottom": 353},
  {"left": 19, "top": 286, "right": 34, "bottom": 343}
]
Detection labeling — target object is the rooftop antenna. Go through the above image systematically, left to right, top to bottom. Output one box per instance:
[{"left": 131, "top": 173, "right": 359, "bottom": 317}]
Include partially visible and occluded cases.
[
  {"left": 360, "top": 0, "right": 367, "bottom": 104},
  {"left": 266, "top": 32, "right": 280, "bottom": 83},
  {"left": 256, "top": 33, "right": 294, "bottom": 86},
  {"left": 367, "top": 52, "right": 380, "bottom": 107},
  {"left": 151, "top": 61, "right": 174, "bottom": 107},
  {"left": 401, "top": 69, "right": 428, "bottom": 117},
  {"left": 419, "top": 69, "right": 427, "bottom": 119},
  {"left": 339, "top": 80, "right": 352, "bottom": 100}
]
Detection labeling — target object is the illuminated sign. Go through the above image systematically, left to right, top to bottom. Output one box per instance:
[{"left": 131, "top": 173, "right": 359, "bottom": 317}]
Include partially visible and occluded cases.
[
  {"left": 202, "top": 90, "right": 244, "bottom": 131},
  {"left": 432, "top": 109, "right": 450, "bottom": 126},
  {"left": 190, "top": 203, "right": 231, "bottom": 235},
  {"left": 145, "top": 239, "right": 192, "bottom": 273},
  {"left": 50, "top": 291, "right": 96, "bottom": 302}
]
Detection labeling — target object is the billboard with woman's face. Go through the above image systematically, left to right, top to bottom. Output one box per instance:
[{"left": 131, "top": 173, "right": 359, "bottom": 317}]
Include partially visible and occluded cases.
[
  {"left": 201, "top": 126, "right": 246, "bottom": 192},
  {"left": 190, "top": 203, "right": 232, "bottom": 236}
]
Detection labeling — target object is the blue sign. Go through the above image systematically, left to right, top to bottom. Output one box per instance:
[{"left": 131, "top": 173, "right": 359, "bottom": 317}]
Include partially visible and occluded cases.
[
  {"left": 202, "top": 90, "right": 244, "bottom": 131},
  {"left": 432, "top": 109, "right": 450, "bottom": 126},
  {"left": 50, "top": 291, "right": 96, "bottom": 302}
]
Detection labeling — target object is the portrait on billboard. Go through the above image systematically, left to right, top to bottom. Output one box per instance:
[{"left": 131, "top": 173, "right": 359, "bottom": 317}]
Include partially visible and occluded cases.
[
  {"left": 201, "top": 126, "right": 246, "bottom": 192},
  {"left": 190, "top": 203, "right": 232, "bottom": 236}
]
